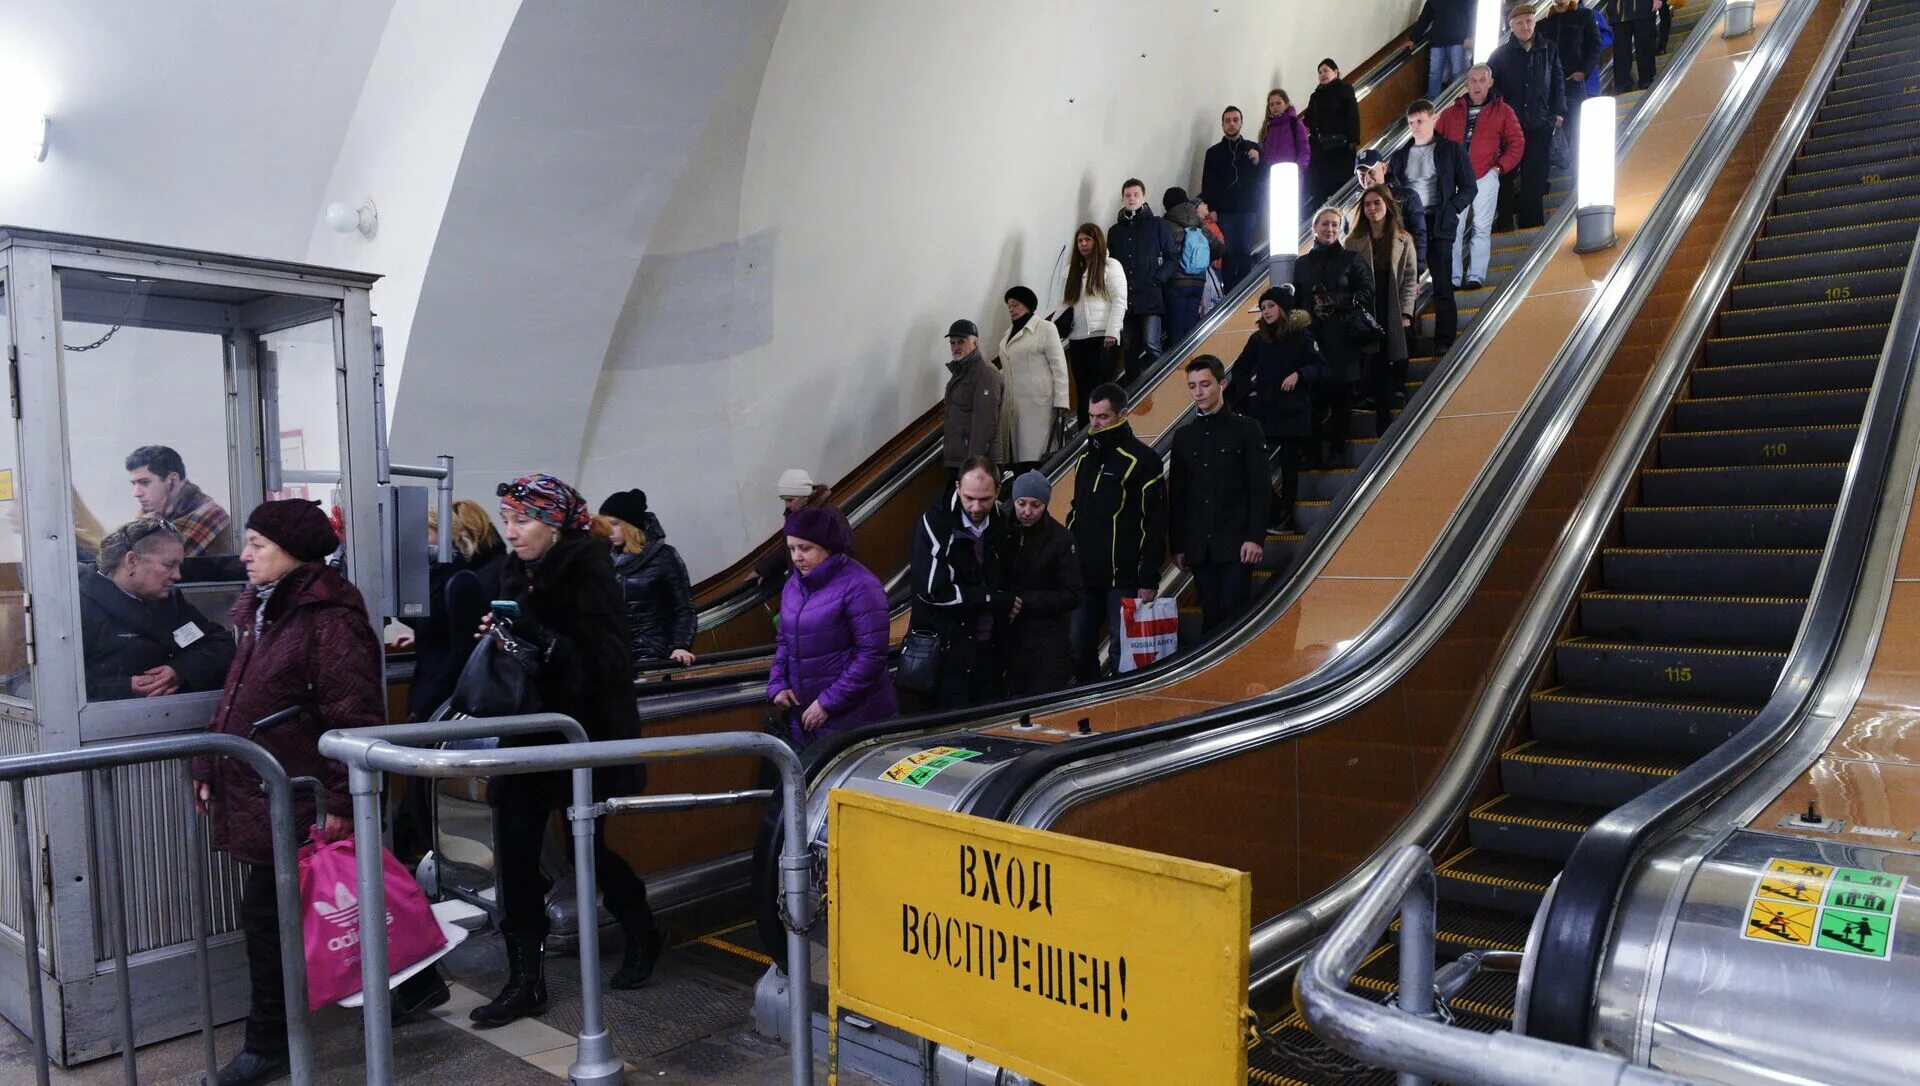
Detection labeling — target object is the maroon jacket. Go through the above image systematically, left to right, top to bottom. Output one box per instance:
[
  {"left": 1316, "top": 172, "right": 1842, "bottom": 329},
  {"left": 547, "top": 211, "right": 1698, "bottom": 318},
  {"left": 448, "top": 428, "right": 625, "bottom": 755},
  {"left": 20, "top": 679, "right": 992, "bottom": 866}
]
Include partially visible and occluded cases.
[{"left": 192, "top": 562, "right": 385, "bottom": 866}]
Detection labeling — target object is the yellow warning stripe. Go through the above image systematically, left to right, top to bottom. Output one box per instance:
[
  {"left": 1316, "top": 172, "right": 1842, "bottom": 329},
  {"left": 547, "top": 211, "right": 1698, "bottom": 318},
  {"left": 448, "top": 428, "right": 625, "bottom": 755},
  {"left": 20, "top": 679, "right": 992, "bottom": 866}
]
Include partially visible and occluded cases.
[
  {"left": 1790, "top": 138, "right": 1920, "bottom": 165},
  {"left": 1787, "top": 145, "right": 1920, "bottom": 182},
  {"left": 1767, "top": 195, "right": 1920, "bottom": 222},
  {"left": 1746, "top": 240, "right": 1909, "bottom": 265},
  {"left": 1715, "top": 291, "right": 1897, "bottom": 313},
  {"left": 1708, "top": 321, "right": 1890, "bottom": 344},
  {"left": 1689, "top": 353, "right": 1875, "bottom": 369},
  {"left": 1680, "top": 386, "right": 1871, "bottom": 402},
  {"left": 1662, "top": 421, "right": 1857, "bottom": 436},
  {"left": 1641, "top": 461, "right": 1848, "bottom": 473},
  {"left": 1623, "top": 503, "right": 1832, "bottom": 513},
  {"left": 1603, "top": 546, "right": 1820, "bottom": 554},
  {"left": 1583, "top": 588, "right": 1809, "bottom": 602},
  {"left": 1559, "top": 637, "right": 1788, "bottom": 658},
  {"left": 1535, "top": 688, "right": 1758, "bottom": 715},
  {"left": 1505, "top": 740, "right": 1683, "bottom": 778},
  {"left": 1472, "top": 795, "right": 1594, "bottom": 833},
  {"left": 1436, "top": 848, "right": 1551, "bottom": 893},
  {"left": 1389, "top": 916, "right": 1529, "bottom": 953},
  {"left": 697, "top": 934, "right": 775, "bottom": 967},
  {"left": 1247, "top": 1068, "right": 1311, "bottom": 1086}
]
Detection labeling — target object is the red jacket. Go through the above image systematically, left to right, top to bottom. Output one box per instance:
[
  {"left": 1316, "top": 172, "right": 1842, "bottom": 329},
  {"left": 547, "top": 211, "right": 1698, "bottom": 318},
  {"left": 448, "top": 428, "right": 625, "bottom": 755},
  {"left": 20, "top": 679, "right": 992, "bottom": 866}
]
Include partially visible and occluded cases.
[
  {"left": 1437, "top": 93, "right": 1526, "bottom": 179},
  {"left": 193, "top": 562, "right": 386, "bottom": 865}
]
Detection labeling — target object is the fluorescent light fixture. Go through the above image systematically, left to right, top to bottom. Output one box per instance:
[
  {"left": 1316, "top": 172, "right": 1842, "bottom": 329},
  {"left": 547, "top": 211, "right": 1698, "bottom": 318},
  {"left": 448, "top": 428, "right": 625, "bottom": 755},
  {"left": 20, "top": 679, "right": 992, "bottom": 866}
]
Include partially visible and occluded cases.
[
  {"left": 1473, "top": 0, "right": 1503, "bottom": 65},
  {"left": 1726, "top": 0, "right": 1756, "bottom": 37},
  {"left": 1574, "top": 96, "right": 1617, "bottom": 253},
  {"left": 0, "top": 112, "right": 47, "bottom": 163},
  {"left": 1267, "top": 162, "right": 1301, "bottom": 286}
]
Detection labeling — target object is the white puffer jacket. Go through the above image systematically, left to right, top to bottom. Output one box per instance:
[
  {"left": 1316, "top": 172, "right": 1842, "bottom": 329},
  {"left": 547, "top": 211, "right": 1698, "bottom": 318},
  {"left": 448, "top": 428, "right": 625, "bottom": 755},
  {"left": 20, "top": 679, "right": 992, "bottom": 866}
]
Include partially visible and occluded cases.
[{"left": 1060, "top": 257, "right": 1128, "bottom": 342}]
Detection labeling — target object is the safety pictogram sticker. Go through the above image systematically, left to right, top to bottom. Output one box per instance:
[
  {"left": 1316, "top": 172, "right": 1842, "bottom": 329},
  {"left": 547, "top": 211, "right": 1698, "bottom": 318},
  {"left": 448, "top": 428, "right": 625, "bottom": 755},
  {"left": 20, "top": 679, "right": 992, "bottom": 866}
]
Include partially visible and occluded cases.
[{"left": 1742, "top": 857, "right": 1903, "bottom": 961}]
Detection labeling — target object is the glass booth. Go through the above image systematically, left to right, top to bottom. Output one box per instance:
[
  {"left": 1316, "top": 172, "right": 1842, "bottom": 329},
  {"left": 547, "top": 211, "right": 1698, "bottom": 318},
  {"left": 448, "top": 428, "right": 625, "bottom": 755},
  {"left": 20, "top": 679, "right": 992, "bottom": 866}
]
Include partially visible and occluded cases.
[{"left": 0, "top": 227, "right": 392, "bottom": 1063}]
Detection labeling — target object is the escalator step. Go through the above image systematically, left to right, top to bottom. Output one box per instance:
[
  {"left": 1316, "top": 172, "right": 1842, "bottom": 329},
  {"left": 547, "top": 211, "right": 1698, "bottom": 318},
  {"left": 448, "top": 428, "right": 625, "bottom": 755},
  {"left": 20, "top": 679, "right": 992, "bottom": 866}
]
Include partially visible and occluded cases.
[
  {"left": 1843, "top": 32, "right": 1920, "bottom": 67},
  {"left": 1833, "top": 58, "right": 1920, "bottom": 94},
  {"left": 1822, "top": 72, "right": 1920, "bottom": 110},
  {"left": 1814, "top": 87, "right": 1920, "bottom": 128},
  {"left": 1799, "top": 118, "right": 1920, "bottom": 159},
  {"left": 1787, "top": 138, "right": 1920, "bottom": 178},
  {"left": 1775, "top": 174, "right": 1920, "bottom": 216},
  {"left": 1764, "top": 197, "right": 1920, "bottom": 239},
  {"left": 1752, "top": 219, "right": 1920, "bottom": 262},
  {"left": 1741, "top": 241, "right": 1911, "bottom": 281},
  {"left": 1716, "top": 292, "right": 1897, "bottom": 336},
  {"left": 1704, "top": 324, "right": 1890, "bottom": 366},
  {"left": 1689, "top": 354, "right": 1880, "bottom": 397},
  {"left": 1671, "top": 387, "right": 1870, "bottom": 431},
  {"left": 1658, "top": 423, "right": 1858, "bottom": 467},
  {"left": 1640, "top": 462, "right": 1846, "bottom": 505},
  {"left": 1299, "top": 467, "right": 1355, "bottom": 502},
  {"left": 1293, "top": 500, "right": 1333, "bottom": 535},
  {"left": 1619, "top": 503, "right": 1836, "bottom": 548},
  {"left": 1601, "top": 546, "right": 1822, "bottom": 595},
  {"left": 1579, "top": 589, "right": 1810, "bottom": 647},
  {"left": 1555, "top": 637, "right": 1788, "bottom": 701},
  {"left": 1530, "top": 687, "right": 1761, "bottom": 756},
  {"left": 1501, "top": 740, "right": 1691, "bottom": 808},
  {"left": 1467, "top": 794, "right": 1606, "bottom": 863},
  {"left": 1434, "top": 848, "right": 1558, "bottom": 915},
  {"left": 1391, "top": 903, "right": 1532, "bottom": 958},
  {"left": 1353, "top": 945, "right": 1519, "bottom": 1025},
  {"left": 1251, "top": 1015, "right": 1397, "bottom": 1086}
]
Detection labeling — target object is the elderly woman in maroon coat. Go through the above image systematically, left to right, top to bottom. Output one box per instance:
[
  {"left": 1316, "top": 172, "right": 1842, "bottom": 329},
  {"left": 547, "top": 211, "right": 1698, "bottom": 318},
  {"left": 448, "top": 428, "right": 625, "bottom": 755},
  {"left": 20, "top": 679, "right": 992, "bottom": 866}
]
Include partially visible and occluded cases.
[
  {"left": 190, "top": 499, "right": 429, "bottom": 1086},
  {"left": 768, "top": 506, "right": 899, "bottom": 747}
]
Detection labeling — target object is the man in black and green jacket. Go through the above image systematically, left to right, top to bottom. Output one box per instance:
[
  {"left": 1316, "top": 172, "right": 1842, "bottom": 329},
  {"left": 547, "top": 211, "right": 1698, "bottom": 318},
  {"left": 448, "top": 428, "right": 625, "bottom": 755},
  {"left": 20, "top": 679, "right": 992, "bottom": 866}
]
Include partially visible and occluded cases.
[{"left": 1066, "top": 382, "right": 1167, "bottom": 683}]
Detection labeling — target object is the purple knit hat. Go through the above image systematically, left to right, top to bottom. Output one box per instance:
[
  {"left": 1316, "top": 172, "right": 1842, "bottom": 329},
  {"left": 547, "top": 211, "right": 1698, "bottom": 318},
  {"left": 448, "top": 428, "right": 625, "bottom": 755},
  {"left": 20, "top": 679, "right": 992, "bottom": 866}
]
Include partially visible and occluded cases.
[
  {"left": 497, "top": 473, "right": 591, "bottom": 531},
  {"left": 784, "top": 506, "right": 852, "bottom": 554}
]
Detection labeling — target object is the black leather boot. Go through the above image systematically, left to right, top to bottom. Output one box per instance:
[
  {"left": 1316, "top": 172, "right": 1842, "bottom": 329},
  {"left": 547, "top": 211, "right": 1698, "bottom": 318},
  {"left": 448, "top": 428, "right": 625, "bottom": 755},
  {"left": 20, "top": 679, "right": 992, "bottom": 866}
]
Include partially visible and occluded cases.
[
  {"left": 609, "top": 917, "right": 667, "bottom": 990},
  {"left": 470, "top": 934, "right": 547, "bottom": 1028}
]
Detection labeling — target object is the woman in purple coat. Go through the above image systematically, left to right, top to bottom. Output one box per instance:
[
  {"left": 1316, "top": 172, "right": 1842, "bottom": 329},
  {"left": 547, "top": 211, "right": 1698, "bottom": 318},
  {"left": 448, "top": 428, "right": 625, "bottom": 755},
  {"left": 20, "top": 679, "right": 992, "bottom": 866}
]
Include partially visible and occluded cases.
[{"left": 768, "top": 506, "right": 898, "bottom": 746}]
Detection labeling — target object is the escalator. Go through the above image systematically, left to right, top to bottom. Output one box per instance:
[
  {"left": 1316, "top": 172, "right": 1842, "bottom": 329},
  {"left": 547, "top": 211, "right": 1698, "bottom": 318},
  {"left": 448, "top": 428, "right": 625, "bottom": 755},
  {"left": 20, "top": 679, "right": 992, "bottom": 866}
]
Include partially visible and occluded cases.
[{"left": 1248, "top": 1, "right": 1920, "bottom": 1077}]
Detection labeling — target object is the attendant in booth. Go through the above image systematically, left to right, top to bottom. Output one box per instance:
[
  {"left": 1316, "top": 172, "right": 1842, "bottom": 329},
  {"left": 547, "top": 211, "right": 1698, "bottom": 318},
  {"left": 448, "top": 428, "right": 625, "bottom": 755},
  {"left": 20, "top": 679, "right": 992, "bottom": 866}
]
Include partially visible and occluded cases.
[
  {"left": 125, "top": 444, "right": 231, "bottom": 556},
  {"left": 78, "top": 517, "right": 235, "bottom": 702}
]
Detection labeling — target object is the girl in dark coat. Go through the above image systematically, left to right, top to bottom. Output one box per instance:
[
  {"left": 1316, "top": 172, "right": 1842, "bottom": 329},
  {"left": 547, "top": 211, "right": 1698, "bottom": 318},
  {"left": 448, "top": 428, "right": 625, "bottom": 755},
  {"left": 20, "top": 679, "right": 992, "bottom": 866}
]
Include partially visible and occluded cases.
[
  {"left": 1304, "top": 60, "right": 1363, "bottom": 208},
  {"left": 1295, "top": 207, "right": 1376, "bottom": 468},
  {"left": 1229, "top": 286, "right": 1329, "bottom": 532},
  {"left": 1002, "top": 472, "right": 1084, "bottom": 695},
  {"left": 475, "top": 473, "right": 664, "bottom": 1029},
  {"left": 598, "top": 489, "right": 697, "bottom": 669},
  {"left": 192, "top": 499, "right": 416, "bottom": 1086},
  {"left": 768, "top": 506, "right": 898, "bottom": 746}
]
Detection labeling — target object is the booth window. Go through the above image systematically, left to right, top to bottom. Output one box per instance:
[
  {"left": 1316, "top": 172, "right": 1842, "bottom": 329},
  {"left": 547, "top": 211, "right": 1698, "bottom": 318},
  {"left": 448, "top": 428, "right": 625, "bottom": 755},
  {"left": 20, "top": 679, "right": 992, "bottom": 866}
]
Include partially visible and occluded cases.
[{"left": 0, "top": 281, "right": 28, "bottom": 706}]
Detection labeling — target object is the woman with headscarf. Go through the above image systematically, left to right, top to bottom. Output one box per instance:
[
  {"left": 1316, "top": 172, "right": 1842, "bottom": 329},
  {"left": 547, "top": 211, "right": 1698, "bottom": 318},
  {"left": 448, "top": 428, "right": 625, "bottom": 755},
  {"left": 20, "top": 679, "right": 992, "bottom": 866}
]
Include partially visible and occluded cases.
[
  {"left": 1304, "top": 59, "right": 1362, "bottom": 208},
  {"left": 998, "top": 285, "right": 1071, "bottom": 476},
  {"left": 473, "top": 473, "right": 665, "bottom": 1029},
  {"left": 192, "top": 500, "right": 440, "bottom": 1086},
  {"left": 767, "top": 506, "right": 897, "bottom": 748}
]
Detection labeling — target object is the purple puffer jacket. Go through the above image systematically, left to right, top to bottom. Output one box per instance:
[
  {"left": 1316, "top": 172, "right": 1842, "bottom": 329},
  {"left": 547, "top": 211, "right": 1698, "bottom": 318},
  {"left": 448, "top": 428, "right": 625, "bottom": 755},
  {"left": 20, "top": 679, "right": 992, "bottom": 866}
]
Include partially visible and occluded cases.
[
  {"left": 1262, "top": 107, "right": 1312, "bottom": 171},
  {"left": 768, "top": 553, "right": 898, "bottom": 746}
]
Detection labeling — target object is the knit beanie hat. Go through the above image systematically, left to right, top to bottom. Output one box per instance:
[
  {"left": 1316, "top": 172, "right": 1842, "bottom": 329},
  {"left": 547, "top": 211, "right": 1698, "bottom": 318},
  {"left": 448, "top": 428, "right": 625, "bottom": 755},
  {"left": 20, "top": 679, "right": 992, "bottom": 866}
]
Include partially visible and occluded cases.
[
  {"left": 1163, "top": 187, "right": 1190, "bottom": 211},
  {"left": 1260, "top": 284, "right": 1297, "bottom": 311},
  {"left": 1003, "top": 285, "right": 1040, "bottom": 313},
  {"left": 776, "top": 469, "right": 816, "bottom": 499},
  {"left": 1011, "top": 470, "right": 1051, "bottom": 506},
  {"left": 497, "top": 473, "right": 591, "bottom": 531},
  {"left": 597, "top": 489, "right": 649, "bottom": 527},
  {"left": 245, "top": 499, "right": 339, "bottom": 562},
  {"left": 784, "top": 506, "right": 852, "bottom": 555}
]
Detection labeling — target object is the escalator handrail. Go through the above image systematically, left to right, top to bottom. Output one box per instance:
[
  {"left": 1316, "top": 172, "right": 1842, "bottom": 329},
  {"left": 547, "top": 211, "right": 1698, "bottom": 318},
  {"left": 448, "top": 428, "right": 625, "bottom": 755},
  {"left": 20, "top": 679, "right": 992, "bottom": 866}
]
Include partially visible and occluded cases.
[
  {"left": 958, "top": 0, "right": 1695, "bottom": 831},
  {"left": 1526, "top": 0, "right": 1916, "bottom": 1046}
]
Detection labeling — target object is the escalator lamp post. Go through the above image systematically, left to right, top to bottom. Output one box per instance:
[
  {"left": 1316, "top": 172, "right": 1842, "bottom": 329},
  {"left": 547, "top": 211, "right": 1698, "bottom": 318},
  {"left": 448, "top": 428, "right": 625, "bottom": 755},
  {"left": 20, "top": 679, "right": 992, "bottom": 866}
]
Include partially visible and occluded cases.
[
  {"left": 1472, "top": 0, "right": 1503, "bottom": 65},
  {"left": 1726, "top": 0, "right": 1756, "bottom": 38},
  {"left": 1574, "top": 96, "right": 1618, "bottom": 254},
  {"left": 1267, "top": 162, "right": 1300, "bottom": 288}
]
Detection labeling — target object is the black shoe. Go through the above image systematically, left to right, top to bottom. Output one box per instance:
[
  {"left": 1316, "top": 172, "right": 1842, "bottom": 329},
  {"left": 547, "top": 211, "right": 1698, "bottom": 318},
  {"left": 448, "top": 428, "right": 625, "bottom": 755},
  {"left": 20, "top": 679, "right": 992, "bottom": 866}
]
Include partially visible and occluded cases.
[
  {"left": 1464, "top": 278, "right": 1485, "bottom": 292},
  {"left": 1432, "top": 340, "right": 1455, "bottom": 355},
  {"left": 1267, "top": 511, "right": 1297, "bottom": 535},
  {"left": 610, "top": 923, "right": 669, "bottom": 990},
  {"left": 471, "top": 934, "right": 548, "bottom": 1028},
  {"left": 391, "top": 966, "right": 451, "bottom": 1025},
  {"left": 215, "top": 1049, "right": 289, "bottom": 1086}
]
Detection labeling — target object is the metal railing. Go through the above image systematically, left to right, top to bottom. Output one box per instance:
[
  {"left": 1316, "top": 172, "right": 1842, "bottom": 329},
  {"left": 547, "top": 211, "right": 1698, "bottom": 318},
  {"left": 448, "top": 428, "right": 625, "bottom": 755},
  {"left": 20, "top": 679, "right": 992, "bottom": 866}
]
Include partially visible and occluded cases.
[
  {"left": 317, "top": 716, "right": 816, "bottom": 1086},
  {"left": 0, "top": 733, "right": 313, "bottom": 1086},
  {"left": 1294, "top": 845, "right": 1688, "bottom": 1086}
]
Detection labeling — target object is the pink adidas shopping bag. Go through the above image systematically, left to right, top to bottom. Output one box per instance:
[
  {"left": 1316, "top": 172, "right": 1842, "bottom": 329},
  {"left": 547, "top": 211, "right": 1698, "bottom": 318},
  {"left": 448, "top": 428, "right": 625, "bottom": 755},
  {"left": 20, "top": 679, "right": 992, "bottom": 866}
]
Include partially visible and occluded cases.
[{"left": 299, "top": 831, "right": 446, "bottom": 1010}]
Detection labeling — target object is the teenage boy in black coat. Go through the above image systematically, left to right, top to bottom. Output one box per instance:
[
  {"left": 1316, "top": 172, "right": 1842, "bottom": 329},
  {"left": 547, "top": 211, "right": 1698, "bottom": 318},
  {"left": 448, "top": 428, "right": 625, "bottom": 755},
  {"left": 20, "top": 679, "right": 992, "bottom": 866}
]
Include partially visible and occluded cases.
[{"left": 1170, "top": 355, "right": 1270, "bottom": 635}]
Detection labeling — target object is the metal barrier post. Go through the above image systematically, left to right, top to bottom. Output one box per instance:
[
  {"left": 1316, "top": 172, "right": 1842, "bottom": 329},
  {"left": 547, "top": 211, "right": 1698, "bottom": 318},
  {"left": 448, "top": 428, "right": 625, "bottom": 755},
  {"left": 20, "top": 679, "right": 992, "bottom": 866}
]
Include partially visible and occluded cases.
[
  {"left": 348, "top": 764, "right": 395, "bottom": 1084},
  {"left": 180, "top": 765, "right": 219, "bottom": 1085},
  {"left": 568, "top": 766, "right": 622, "bottom": 1086},
  {"left": 91, "top": 769, "right": 138, "bottom": 1086},
  {"left": 9, "top": 780, "right": 49, "bottom": 1086},
  {"left": 1392, "top": 862, "right": 1437, "bottom": 1086}
]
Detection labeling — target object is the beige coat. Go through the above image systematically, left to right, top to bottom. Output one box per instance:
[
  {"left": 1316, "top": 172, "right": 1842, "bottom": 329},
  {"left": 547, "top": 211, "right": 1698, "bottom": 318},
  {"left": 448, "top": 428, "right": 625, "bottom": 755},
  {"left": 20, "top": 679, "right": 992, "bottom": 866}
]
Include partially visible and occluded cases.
[
  {"left": 1344, "top": 226, "right": 1419, "bottom": 363},
  {"left": 997, "top": 317, "right": 1070, "bottom": 462}
]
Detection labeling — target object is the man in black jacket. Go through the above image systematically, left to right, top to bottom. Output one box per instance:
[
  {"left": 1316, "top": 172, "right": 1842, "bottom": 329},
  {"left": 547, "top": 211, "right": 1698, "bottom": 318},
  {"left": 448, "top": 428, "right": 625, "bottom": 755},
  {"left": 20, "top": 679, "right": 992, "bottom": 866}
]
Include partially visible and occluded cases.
[
  {"left": 1415, "top": 0, "right": 1479, "bottom": 99},
  {"left": 1542, "top": 0, "right": 1603, "bottom": 132},
  {"left": 1604, "top": 0, "right": 1665, "bottom": 92},
  {"left": 1489, "top": 4, "right": 1568, "bottom": 230},
  {"left": 1389, "top": 100, "right": 1476, "bottom": 350},
  {"left": 1201, "top": 106, "right": 1263, "bottom": 287},
  {"left": 1109, "top": 179, "right": 1181, "bottom": 384},
  {"left": 1170, "top": 356, "right": 1269, "bottom": 635},
  {"left": 1066, "top": 383, "right": 1167, "bottom": 682},
  {"left": 909, "top": 459, "right": 1015, "bottom": 709},
  {"left": 1002, "top": 471, "right": 1084, "bottom": 696},
  {"left": 80, "top": 517, "right": 235, "bottom": 701}
]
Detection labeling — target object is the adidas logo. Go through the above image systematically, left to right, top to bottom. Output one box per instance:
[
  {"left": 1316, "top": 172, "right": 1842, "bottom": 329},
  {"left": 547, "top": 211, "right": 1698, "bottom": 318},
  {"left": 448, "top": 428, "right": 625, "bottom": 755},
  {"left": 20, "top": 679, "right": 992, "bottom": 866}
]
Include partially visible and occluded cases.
[{"left": 311, "top": 882, "right": 394, "bottom": 953}]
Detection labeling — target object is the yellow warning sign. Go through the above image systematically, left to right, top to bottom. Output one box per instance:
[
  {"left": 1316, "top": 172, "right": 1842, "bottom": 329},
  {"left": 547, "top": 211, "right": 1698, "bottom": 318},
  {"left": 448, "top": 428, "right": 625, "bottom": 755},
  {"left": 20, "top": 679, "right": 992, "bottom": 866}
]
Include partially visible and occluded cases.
[
  {"left": 0, "top": 469, "right": 12, "bottom": 502},
  {"left": 828, "top": 789, "right": 1251, "bottom": 1086},
  {"left": 1767, "top": 858, "right": 1834, "bottom": 880},
  {"left": 1755, "top": 873, "right": 1827, "bottom": 906},
  {"left": 1745, "top": 899, "right": 1817, "bottom": 946}
]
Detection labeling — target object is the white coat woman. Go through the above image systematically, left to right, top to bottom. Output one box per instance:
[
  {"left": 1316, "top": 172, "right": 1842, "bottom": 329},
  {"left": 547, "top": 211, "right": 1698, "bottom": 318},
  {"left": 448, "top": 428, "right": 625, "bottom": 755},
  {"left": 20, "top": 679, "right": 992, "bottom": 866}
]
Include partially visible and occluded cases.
[
  {"left": 1055, "top": 223, "right": 1128, "bottom": 427},
  {"left": 998, "top": 285, "right": 1071, "bottom": 473}
]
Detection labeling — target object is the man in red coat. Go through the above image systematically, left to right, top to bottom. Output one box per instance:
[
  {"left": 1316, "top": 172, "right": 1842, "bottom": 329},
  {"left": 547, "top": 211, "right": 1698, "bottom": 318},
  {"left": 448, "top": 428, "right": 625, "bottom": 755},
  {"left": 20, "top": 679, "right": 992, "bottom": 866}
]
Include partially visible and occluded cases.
[{"left": 1437, "top": 64, "right": 1526, "bottom": 291}]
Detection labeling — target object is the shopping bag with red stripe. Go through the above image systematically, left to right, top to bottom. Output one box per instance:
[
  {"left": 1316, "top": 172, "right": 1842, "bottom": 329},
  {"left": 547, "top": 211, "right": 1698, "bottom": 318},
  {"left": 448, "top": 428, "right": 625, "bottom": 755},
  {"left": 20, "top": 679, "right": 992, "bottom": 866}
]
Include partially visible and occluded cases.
[{"left": 1116, "top": 595, "right": 1180, "bottom": 673}]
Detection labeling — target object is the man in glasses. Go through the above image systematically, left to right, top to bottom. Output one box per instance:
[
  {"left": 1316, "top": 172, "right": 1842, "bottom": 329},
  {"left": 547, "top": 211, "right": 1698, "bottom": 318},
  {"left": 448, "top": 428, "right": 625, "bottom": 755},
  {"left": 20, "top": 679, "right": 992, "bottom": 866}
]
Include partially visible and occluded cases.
[
  {"left": 126, "top": 444, "right": 232, "bottom": 556},
  {"left": 79, "top": 516, "right": 235, "bottom": 701}
]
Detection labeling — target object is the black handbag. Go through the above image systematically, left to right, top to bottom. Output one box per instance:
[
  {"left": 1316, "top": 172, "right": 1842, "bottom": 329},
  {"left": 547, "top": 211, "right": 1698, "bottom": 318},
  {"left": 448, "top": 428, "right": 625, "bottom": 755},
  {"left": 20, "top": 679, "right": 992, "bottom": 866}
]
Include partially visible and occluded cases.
[
  {"left": 1341, "top": 293, "right": 1386, "bottom": 352},
  {"left": 1051, "top": 305, "right": 1075, "bottom": 340},
  {"left": 450, "top": 618, "right": 545, "bottom": 716},
  {"left": 895, "top": 629, "right": 943, "bottom": 695}
]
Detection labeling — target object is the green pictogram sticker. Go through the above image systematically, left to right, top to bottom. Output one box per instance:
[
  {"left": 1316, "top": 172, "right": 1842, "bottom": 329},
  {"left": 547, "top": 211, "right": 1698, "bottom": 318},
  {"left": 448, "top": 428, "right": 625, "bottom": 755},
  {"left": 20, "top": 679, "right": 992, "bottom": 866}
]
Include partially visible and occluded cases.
[
  {"left": 895, "top": 748, "right": 982, "bottom": 789},
  {"left": 1832, "top": 867, "right": 1903, "bottom": 892},
  {"left": 1825, "top": 882, "right": 1897, "bottom": 915},
  {"left": 1816, "top": 907, "right": 1892, "bottom": 958}
]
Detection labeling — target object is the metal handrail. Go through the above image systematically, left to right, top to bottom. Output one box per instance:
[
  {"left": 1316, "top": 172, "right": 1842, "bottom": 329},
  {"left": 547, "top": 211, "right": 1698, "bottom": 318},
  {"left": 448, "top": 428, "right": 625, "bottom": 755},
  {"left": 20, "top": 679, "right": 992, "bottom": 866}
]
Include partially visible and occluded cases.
[
  {"left": 1526, "top": 0, "right": 1916, "bottom": 1044},
  {"left": 318, "top": 717, "right": 815, "bottom": 1086},
  {"left": 0, "top": 733, "right": 313, "bottom": 1086},
  {"left": 1295, "top": 845, "right": 1688, "bottom": 1086}
]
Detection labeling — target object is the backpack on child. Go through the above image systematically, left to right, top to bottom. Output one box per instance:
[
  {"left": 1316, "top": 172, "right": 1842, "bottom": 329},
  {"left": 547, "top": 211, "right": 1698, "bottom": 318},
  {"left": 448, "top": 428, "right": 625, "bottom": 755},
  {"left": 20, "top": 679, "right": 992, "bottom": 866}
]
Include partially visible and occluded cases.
[{"left": 1179, "top": 226, "right": 1211, "bottom": 276}]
